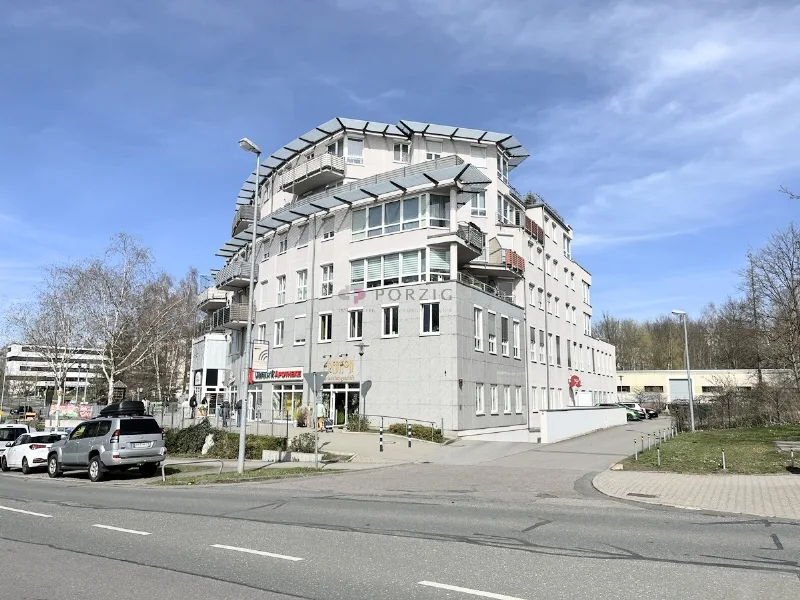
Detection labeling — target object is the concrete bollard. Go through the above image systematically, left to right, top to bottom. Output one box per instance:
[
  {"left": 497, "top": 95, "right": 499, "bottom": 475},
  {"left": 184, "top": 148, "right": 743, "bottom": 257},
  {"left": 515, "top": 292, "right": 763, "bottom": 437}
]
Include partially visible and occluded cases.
[
  {"left": 380, "top": 421, "right": 384, "bottom": 453},
  {"left": 407, "top": 421, "right": 411, "bottom": 449},
  {"left": 647, "top": 434, "right": 651, "bottom": 451},
  {"left": 634, "top": 439, "right": 638, "bottom": 461},
  {"left": 657, "top": 448, "right": 661, "bottom": 467},
  {"left": 722, "top": 449, "right": 726, "bottom": 471},
  {"left": 791, "top": 449, "right": 795, "bottom": 469}
]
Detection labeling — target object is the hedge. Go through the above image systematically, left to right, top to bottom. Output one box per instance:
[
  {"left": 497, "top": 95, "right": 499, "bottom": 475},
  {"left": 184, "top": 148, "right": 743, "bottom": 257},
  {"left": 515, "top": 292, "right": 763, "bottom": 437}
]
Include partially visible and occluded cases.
[
  {"left": 164, "top": 419, "right": 286, "bottom": 459},
  {"left": 387, "top": 423, "right": 444, "bottom": 443}
]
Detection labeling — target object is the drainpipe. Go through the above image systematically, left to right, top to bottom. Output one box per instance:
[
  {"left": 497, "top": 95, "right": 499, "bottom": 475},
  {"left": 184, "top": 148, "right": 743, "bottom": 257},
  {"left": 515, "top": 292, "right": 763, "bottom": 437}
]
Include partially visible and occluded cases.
[{"left": 543, "top": 241, "right": 551, "bottom": 410}]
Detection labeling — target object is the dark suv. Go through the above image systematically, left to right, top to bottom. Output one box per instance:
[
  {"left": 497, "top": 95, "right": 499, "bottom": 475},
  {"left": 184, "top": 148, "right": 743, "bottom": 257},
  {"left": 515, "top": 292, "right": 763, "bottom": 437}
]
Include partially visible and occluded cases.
[{"left": 47, "top": 412, "right": 166, "bottom": 482}]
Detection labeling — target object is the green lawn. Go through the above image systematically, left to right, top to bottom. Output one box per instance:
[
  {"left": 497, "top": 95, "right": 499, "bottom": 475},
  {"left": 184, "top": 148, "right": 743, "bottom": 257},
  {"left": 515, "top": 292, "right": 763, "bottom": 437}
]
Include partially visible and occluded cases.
[
  {"left": 621, "top": 425, "right": 800, "bottom": 474},
  {"left": 152, "top": 466, "right": 328, "bottom": 485}
]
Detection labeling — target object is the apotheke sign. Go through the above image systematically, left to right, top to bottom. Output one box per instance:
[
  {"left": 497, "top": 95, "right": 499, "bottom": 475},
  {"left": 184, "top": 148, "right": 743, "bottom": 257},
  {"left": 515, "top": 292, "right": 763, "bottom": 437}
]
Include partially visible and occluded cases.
[{"left": 252, "top": 367, "right": 304, "bottom": 383}]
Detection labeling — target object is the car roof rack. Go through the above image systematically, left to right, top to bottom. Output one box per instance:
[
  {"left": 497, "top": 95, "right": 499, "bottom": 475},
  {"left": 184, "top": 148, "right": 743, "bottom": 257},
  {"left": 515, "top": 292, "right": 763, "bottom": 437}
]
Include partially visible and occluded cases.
[{"left": 98, "top": 400, "right": 147, "bottom": 418}]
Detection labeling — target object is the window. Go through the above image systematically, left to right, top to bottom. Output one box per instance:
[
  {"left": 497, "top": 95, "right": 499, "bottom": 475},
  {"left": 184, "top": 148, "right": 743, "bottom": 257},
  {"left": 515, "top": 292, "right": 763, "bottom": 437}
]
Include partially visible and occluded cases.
[
  {"left": 346, "top": 137, "right": 363, "bottom": 165},
  {"left": 327, "top": 138, "right": 343, "bottom": 157},
  {"left": 426, "top": 140, "right": 443, "bottom": 160},
  {"left": 393, "top": 142, "right": 410, "bottom": 163},
  {"left": 470, "top": 145, "right": 486, "bottom": 167},
  {"left": 497, "top": 153, "right": 509, "bottom": 183},
  {"left": 471, "top": 191, "right": 486, "bottom": 217},
  {"left": 429, "top": 194, "right": 450, "bottom": 228},
  {"left": 496, "top": 194, "right": 515, "bottom": 225},
  {"left": 402, "top": 196, "right": 421, "bottom": 230},
  {"left": 352, "top": 197, "right": 421, "bottom": 240},
  {"left": 351, "top": 209, "right": 367, "bottom": 241},
  {"left": 322, "top": 218, "right": 335, "bottom": 240},
  {"left": 298, "top": 225, "right": 309, "bottom": 247},
  {"left": 563, "top": 234, "right": 572, "bottom": 258},
  {"left": 278, "top": 237, "right": 287, "bottom": 254},
  {"left": 429, "top": 247, "right": 450, "bottom": 281},
  {"left": 537, "top": 249, "right": 544, "bottom": 270},
  {"left": 351, "top": 250, "right": 426, "bottom": 289},
  {"left": 545, "top": 254, "right": 552, "bottom": 276},
  {"left": 553, "top": 260, "right": 558, "bottom": 279},
  {"left": 321, "top": 264, "right": 334, "bottom": 297},
  {"left": 564, "top": 267, "right": 569, "bottom": 283},
  {"left": 296, "top": 270, "right": 308, "bottom": 301},
  {"left": 570, "top": 272, "right": 575, "bottom": 290},
  {"left": 276, "top": 275, "right": 286, "bottom": 306},
  {"left": 583, "top": 281, "right": 591, "bottom": 305},
  {"left": 528, "top": 283, "right": 535, "bottom": 306},
  {"left": 537, "top": 288, "right": 544, "bottom": 310},
  {"left": 546, "top": 293, "right": 553, "bottom": 314},
  {"left": 555, "top": 297, "right": 560, "bottom": 318},
  {"left": 421, "top": 302, "right": 440, "bottom": 334},
  {"left": 565, "top": 302, "right": 571, "bottom": 323},
  {"left": 383, "top": 305, "right": 399, "bottom": 337},
  {"left": 474, "top": 306, "right": 483, "bottom": 351},
  {"left": 572, "top": 306, "right": 577, "bottom": 325},
  {"left": 348, "top": 309, "right": 363, "bottom": 340},
  {"left": 488, "top": 312, "right": 497, "bottom": 354},
  {"left": 319, "top": 313, "right": 332, "bottom": 342},
  {"left": 584, "top": 313, "right": 592, "bottom": 336},
  {"left": 294, "top": 316, "right": 305, "bottom": 345},
  {"left": 500, "top": 316, "right": 509, "bottom": 356},
  {"left": 273, "top": 319, "right": 284, "bottom": 347},
  {"left": 512, "top": 320, "right": 520, "bottom": 359},
  {"left": 257, "top": 324, "right": 267, "bottom": 343},
  {"left": 529, "top": 326, "right": 536, "bottom": 361},
  {"left": 538, "top": 329, "right": 545, "bottom": 363},
  {"left": 548, "top": 333, "right": 554, "bottom": 366},
  {"left": 555, "top": 335, "right": 561, "bottom": 367},
  {"left": 567, "top": 339, "right": 573, "bottom": 368},
  {"left": 579, "top": 344, "right": 583, "bottom": 370},
  {"left": 591, "top": 348, "right": 596, "bottom": 373},
  {"left": 475, "top": 383, "right": 485, "bottom": 415},
  {"left": 490, "top": 385, "right": 498, "bottom": 414},
  {"left": 617, "top": 385, "right": 631, "bottom": 393},
  {"left": 644, "top": 385, "right": 664, "bottom": 393},
  {"left": 503, "top": 386, "right": 511, "bottom": 414},
  {"left": 701, "top": 386, "right": 722, "bottom": 393},
  {"left": 515, "top": 387, "right": 522, "bottom": 414},
  {"left": 531, "top": 387, "right": 538, "bottom": 412},
  {"left": 557, "top": 388, "right": 563, "bottom": 409}
]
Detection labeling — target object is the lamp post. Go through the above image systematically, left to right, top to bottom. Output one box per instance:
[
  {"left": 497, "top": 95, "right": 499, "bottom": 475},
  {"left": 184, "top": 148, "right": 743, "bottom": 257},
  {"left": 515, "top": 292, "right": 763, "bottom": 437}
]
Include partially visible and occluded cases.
[
  {"left": 236, "top": 137, "right": 262, "bottom": 474},
  {"left": 672, "top": 310, "right": 696, "bottom": 432},
  {"left": 354, "top": 342, "right": 369, "bottom": 418}
]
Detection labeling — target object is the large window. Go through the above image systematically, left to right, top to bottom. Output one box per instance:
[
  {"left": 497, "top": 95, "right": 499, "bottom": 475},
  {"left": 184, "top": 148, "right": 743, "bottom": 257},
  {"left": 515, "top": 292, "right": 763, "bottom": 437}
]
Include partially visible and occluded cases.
[
  {"left": 346, "top": 137, "right": 363, "bottom": 165},
  {"left": 327, "top": 139, "right": 343, "bottom": 157},
  {"left": 426, "top": 140, "right": 442, "bottom": 160},
  {"left": 393, "top": 142, "right": 410, "bottom": 163},
  {"left": 470, "top": 145, "right": 486, "bottom": 167},
  {"left": 497, "top": 153, "right": 509, "bottom": 183},
  {"left": 471, "top": 191, "right": 486, "bottom": 217},
  {"left": 429, "top": 194, "right": 450, "bottom": 228},
  {"left": 497, "top": 194, "right": 516, "bottom": 225},
  {"left": 352, "top": 197, "right": 422, "bottom": 240},
  {"left": 322, "top": 218, "right": 335, "bottom": 240},
  {"left": 278, "top": 237, "right": 287, "bottom": 255},
  {"left": 429, "top": 248, "right": 450, "bottom": 281},
  {"left": 351, "top": 249, "right": 427, "bottom": 289},
  {"left": 545, "top": 254, "right": 552, "bottom": 276},
  {"left": 321, "top": 264, "right": 334, "bottom": 297},
  {"left": 296, "top": 270, "right": 308, "bottom": 301},
  {"left": 276, "top": 275, "right": 286, "bottom": 306},
  {"left": 583, "top": 281, "right": 591, "bottom": 305},
  {"left": 537, "top": 288, "right": 544, "bottom": 310},
  {"left": 546, "top": 293, "right": 553, "bottom": 314},
  {"left": 555, "top": 297, "right": 560, "bottom": 318},
  {"left": 421, "top": 302, "right": 440, "bottom": 334},
  {"left": 382, "top": 305, "right": 399, "bottom": 337},
  {"left": 474, "top": 306, "right": 483, "bottom": 351},
  {"left": 348, "top": 309, "right": 363, "bottom": 340},
  {"left": 488, "top": 312, "right": 497, "bottom": 354},
  {"left": 319, "top": 313, "right": 332, "bottom": 342},
  {"left": 584, "top": 313, "right": 592, "bottom": 336},
  {"left": 294, "top": 316, "right": 305, "bottom": 345},
  {"left": 500, "top": 316, "right": 509, "bottom": 356},
  {"left": 274, "top": 319, "right": 284, "bottom": 347},
  {"left": 513, "top": 320, "right": 520, "bottom": 359},
  {"left": 257, "top": 324, "right": 267, "bottom": 343},
  {"left": 529, "top": 326, "right": 536, "bottom": 361},
  {"left": 538, "top": 329, "right": 545, "bottom": 363},
  {"left": 556, "top": 335, "right": 561, "bottom": 367},
  {"left": 567, "top": 339, "right": 572, "bottom": 368},
  {"left": 475, "top": 383, "right": 485, "bottom": 415},
  {"left": 272, "top": 384, "right": 304, "bottom": 420},
  {"left": 490, "top": 384, "right": 498, "bottom": 414},
  {"left": 503, "top": 386, "right": 511, "bottom": 414},
  {"left": 515, "top": 387, "right": 522, "bottom": 414}
]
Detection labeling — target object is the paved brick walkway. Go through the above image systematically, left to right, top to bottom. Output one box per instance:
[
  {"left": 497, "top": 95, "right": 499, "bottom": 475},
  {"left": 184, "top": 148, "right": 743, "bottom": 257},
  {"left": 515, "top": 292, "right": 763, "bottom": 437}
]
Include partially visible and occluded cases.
[{"left": 593, "top": 470, "right": 800, "bottom": 520}]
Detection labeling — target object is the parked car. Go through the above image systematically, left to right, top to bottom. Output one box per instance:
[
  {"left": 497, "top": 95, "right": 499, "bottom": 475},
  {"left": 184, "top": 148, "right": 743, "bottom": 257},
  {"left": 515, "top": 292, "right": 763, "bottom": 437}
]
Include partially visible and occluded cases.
[
  {"left": 47, "top": 401, "right": 166, "bottom": 482},
  {"left": 620, "top": 402, "right": 647, "bottom": 420},
  {"left": 10, "top": 405, "right": 34, "bottom": 416},
  {"left": 622, "top": 406, "right": 641, "bottom": 421},
  {"left": 644, "top": 407, "right": 659, "bottom": 419},
  {"left": 0, "top": 424, "right": 36, "bottom": 461},
  {"left": 1, "top": 433, "right": 65, "bottom": 474}
]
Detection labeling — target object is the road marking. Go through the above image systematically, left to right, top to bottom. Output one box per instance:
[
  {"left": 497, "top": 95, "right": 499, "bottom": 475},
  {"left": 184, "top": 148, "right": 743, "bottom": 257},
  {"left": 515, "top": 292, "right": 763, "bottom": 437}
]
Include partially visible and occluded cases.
[
  {"left": 0, "top": 505, "right": 53, "bottom": 518},
  {"left": 92, "top": 524, "right": 152, "bottom": 536},
  {"left": 771, "top": 533, "right": 784, "bottom": 550},
  {"left": 210, "top": 544, "right": 303, "bottom": 562},
  {"left": 418, "top": 581, "right": 527, "bottom": 600}
]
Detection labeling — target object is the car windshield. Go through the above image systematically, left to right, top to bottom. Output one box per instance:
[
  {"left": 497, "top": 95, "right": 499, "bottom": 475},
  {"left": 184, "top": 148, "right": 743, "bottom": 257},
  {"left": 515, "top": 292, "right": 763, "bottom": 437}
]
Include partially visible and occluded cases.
[
  {"left": 0, "top": 429, "right": 26, "bottom": 441},
  {"left": 31, "top": 435, "right": 60, "bottom": 444}
]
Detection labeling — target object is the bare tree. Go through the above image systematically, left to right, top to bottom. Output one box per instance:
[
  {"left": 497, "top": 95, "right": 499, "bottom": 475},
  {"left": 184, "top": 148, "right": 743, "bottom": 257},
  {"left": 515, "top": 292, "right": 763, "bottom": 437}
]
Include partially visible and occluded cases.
[{"left": 780, "top": 186, "right": 799, "bottom": 200}]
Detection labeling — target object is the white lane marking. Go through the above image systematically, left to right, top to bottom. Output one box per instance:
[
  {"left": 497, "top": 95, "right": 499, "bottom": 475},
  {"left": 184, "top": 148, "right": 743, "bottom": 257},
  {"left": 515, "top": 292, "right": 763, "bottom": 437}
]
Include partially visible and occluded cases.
[
  {"left": 0, "top": 505, "right": 53, "bottom": 518},
  {"left": 92, "top": 524, "right": 152, "bottom": 536},
  {"left": 210, "top": 544, "right": 303, "bottom": 562},
  {"left": 418, "top": 581, "right": 528, "bottom": 600}
]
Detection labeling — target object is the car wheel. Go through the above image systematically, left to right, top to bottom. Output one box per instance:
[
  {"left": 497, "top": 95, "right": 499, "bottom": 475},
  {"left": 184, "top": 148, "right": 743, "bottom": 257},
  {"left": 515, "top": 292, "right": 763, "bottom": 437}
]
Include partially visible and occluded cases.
[
  {"left": 48, "top": 455, "right": 62, "bottom": 478},
  {"left": 88, "top": 456, "right": 105, "bottom": 482},
  {"left": 0, "top": 457, "right": 8, "bottom": 472},
  {"left": 21, "top": 458, "right": 30, "bottom": 475},
  {"left": 139, "top": 463, "right": 158, "bottom": 478}
]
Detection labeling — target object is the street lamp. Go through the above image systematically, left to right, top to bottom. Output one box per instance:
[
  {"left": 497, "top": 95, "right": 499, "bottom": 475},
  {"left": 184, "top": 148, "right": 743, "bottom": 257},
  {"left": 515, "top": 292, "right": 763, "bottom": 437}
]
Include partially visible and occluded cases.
[
  {"left": 236, "top": 137, "right": 262, "bottom": 474},
  {"left": 672, "top": 309, "right": 696, "bottom": 432},
  {"left": 354, "top": 342, "right": 369, "bottom": 418}
]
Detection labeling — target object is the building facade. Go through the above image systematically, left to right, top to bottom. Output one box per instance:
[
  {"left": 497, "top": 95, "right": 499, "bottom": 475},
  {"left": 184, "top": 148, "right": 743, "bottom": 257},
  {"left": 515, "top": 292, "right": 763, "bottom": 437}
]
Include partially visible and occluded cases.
[
  {"left": 190, "top": 118, "right": 616, "bottom": 434},
  {"left": 1, "top": 343, "right": 106, "bottom": 400}
]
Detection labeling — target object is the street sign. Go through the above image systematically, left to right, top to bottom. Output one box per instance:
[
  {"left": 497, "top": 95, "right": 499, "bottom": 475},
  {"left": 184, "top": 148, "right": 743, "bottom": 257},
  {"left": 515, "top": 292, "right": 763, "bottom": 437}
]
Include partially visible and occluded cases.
[
  {"left": 304, "top": 371, "right": 328, "bottom": 394},
  {"left": 361, "top": 380, "right": 372, "bottom": 398}
]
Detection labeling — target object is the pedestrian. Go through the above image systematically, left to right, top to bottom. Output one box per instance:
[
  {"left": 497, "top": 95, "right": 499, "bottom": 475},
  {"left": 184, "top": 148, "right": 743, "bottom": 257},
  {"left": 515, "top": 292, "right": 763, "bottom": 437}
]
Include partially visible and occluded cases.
[
  {"left": 189, "top": 394, "right": 197, "bottom": 419},
  {"left": 235, "top": 398, "right": 242, "bottom": 427},
  {"left": 316, "top": 399, "right": 326, "bottom": 432},
  {"left": 221, "top": 400, "right": 231, "bottom": 428}
]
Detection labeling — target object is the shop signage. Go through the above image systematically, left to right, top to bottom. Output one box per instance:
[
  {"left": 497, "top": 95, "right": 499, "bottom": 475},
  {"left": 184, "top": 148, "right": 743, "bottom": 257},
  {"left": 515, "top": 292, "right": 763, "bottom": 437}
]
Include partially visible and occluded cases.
[
  {"left": 252, "top": 342, "right": 270, "bottom": 370},
  {"left": 323, "top": 359, "right": 355, "bottom": 382},
  {"left": 252, "top": 367, "right": 304, "bottom": 383},
  {"left": 193, "top": 371, "right": 202, "bottom": 387},
  {"left": 569, "top": 375, "right": 582, "bottom": 389}
]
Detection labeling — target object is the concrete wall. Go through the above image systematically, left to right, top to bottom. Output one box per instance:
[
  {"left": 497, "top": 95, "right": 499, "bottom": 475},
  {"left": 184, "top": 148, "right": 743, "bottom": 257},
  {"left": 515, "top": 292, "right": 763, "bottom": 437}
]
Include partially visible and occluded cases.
[
  {"left": 616, "top": 369, "right": 792, "bottom": 402},
  {"left": 539, "top": 406, "right": 626, "bottom": 444}
]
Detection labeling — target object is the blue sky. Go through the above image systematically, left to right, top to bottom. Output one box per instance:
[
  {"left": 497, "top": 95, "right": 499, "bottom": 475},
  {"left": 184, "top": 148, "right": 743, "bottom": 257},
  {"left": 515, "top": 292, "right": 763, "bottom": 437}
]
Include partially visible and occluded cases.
[{"left": 1, "top": 0, "right": 798, "bottom": 325}]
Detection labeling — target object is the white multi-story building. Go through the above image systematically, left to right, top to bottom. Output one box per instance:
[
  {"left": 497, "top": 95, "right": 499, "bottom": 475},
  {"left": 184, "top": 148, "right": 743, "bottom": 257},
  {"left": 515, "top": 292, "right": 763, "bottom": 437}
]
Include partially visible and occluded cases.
[
  {"left": 190, "top": 118, "right": 616, "bottom": 436},
  {"left": 1, "top": 343, "right": 106, "bottom": 400}
]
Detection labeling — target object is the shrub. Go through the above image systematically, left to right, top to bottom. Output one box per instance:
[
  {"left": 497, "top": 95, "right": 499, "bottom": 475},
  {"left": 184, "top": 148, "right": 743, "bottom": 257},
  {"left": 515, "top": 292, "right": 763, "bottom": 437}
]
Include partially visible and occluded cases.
[
  {"left": 295, "top": 406, "right": 309, "bottom": 428},
  {"left": 345, "top": 413, "right": 371, "bottom": 432},
  {"left": 165, "top": 419, "right": 212, "bottom": 454},
  {"left": 387, "top": 423, "right": 444, "bottom": 443},
  {"left": 208, "top": 432, "right": 286, "bottom": 459},
  {"left": 288, "top": 432, "right": 317, "bottom": 453}
]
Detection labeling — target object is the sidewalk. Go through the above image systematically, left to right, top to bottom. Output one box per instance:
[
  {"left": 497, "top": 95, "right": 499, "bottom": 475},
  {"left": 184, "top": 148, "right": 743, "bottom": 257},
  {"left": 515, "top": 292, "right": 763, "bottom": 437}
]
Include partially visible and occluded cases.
[{"left": 593, "top": 470, "right": 800, "bottom": 520}]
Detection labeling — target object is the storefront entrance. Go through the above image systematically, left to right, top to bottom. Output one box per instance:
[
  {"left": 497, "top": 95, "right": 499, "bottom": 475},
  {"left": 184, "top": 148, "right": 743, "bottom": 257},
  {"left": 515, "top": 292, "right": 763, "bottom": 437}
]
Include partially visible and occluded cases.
[
  {"left": 271, "top": 383, "right": 304, "bottom": 422},
  {"left": 320, "top": 383, "right": 361, "bottom": 427}
]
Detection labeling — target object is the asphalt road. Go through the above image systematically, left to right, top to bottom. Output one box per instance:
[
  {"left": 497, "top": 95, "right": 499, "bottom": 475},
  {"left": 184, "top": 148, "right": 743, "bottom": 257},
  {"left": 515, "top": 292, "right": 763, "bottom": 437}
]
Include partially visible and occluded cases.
[{"left": 2, "top": 419, "right": 798, "bottom": 600}]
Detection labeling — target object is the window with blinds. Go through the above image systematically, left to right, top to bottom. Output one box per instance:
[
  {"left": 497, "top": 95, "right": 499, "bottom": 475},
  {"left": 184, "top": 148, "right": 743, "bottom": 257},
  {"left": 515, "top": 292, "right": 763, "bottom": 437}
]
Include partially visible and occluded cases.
[
  {"left": 346, "top": 137, "right": 363, "bottom": 165},
  {"left": 429, "top": 194, "right": 449, "bottom": 228},
  {"left": 352, "top": 197, "right": 422, "bottom": 241},
  {"left": 297, "top": 225, "right": 309, "bottom": 247},
  {"left": 429, "top": 247, "right": 450, "bottom": 281},
  {"left": 350, "top": 249, "right": 426, "bottom": 289},
  {"left": 401, "top": 251, "right": 420, "bottom": 283},
  {"left": 383, "top": 253, "right": 400, "bottom": 285},
  {"left": 366, "top": 256, "right": 382, "bottom": 288},
  {"left": 487, "top": 312, "right": 497, "bottom": 354}
]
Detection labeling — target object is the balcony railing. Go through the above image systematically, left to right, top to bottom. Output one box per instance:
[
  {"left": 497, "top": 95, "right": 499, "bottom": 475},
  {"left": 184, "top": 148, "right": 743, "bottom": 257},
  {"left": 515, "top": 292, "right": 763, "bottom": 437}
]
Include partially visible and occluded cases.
[
  {"left": 278, "top": 153, "right": 346, "bottom": 191},
  {"left": 232, "top": 204, "right": 254, "bottom": 236},
  {"left": 524, "top": 216, "right": 545, "bottom": 244},
  {"left": 456, "top": 222, "right": 486, "bottom": 253},
  {"left": 503, "top": 250, "right": 526, "bottom": 273},
  {"left": 215, "top": 261, "right": 257, "bottom": 290},
  {"left": 457, "top": 272, "right": 514, "bottom": 304},
  {"left": 196, "top": 286, "right": 227, "bottom": 309},
  {"left": 211, "top": 302, "right": 250, "bottom": 330}
]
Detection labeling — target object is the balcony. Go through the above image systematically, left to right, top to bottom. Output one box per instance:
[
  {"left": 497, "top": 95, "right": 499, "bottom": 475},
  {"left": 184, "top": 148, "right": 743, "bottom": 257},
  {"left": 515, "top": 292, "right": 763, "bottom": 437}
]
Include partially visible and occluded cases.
[
  {"left": 278, "top": 153, "right": 346, "bottom": 196},
  {"left": 232, "top": 204, "right": 254, "bottom": 237},
  {"left": 524, "top": 216, "right": 545, "bottom": 244},
  {"left": 428, "top": 222, "right": 485, "bottom": 265},
  {"left": 468, "top": 238, "right": 526, "bottom": 278},
  {"left": 215, "top": 261, "right": 257, "bottom": 291},
  {"left": 457, "top": 272, "right": 515, "bottom": 304},
  {"left": 197, "top": 286, "right": 228, "bottom": 313},
  {"left": 211, "top": 302, "right": 250, "bottom": 330}
]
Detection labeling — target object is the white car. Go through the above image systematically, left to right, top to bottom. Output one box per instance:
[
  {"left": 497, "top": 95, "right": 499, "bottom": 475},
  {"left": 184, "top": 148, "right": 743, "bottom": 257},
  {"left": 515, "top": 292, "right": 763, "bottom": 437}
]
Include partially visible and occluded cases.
[
  {"left": 0, "top": 424, "right": 35, "bottom": 462},
  {"left": 1, "top": 433, "right": 65, "bottom": 474}
]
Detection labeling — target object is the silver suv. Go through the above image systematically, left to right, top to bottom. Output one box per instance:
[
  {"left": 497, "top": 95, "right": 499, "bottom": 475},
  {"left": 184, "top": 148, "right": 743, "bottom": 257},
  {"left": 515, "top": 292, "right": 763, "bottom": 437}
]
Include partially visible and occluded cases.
[{"left": 47, "top": 416, "right": 166, "bottom": 482}]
